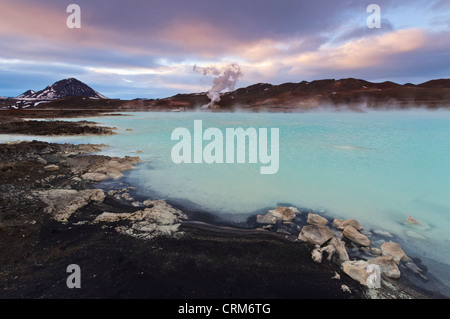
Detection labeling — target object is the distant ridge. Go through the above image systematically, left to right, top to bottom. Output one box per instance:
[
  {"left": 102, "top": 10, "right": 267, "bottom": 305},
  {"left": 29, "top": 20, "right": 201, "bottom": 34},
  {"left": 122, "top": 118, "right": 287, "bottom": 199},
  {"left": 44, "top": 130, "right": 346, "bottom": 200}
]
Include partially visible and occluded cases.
[
  {"left": 150, "top": 77, "right": 450, "bottom": 110},
  {"left": 417, "top": 79, "right": 450, "bottom": 89}
]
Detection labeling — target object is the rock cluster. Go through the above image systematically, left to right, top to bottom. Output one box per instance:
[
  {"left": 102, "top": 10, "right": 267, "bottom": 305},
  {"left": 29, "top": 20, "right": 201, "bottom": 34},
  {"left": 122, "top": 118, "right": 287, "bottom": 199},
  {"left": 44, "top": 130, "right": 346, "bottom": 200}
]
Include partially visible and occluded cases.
[
  {"left": 1, "top": 140, "right": 190, "bottom": 247},
  {"left": 256, "top": 206, "right": 423, "bottom": 290},
  {"left": 306, "top": 213, "right": 328, "bottom": 225},
  {"left": 298, "top": 216, "right": 352, "bottom": 266},
  {"left": 334, "top": 217, "right": 416, "bottom": 287},
  {"left": 343, "top": 225, "right": 370, "bottom": 247}
]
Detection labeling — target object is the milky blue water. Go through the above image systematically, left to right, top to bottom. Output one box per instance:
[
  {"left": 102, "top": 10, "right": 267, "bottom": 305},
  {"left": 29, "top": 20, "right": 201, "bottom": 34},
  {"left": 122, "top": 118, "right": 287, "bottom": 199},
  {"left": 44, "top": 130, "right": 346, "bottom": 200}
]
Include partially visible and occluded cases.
[{"left": 2, "top": 110, "right": 450, "bottom": 291}]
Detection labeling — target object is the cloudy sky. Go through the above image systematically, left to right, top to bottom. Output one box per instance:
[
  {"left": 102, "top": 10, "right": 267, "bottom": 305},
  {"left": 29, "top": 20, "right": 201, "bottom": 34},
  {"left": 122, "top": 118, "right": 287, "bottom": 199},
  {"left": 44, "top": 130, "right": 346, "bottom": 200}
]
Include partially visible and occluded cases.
[{"left": 1, "top": 0, "right": 449, "bottom": 99}]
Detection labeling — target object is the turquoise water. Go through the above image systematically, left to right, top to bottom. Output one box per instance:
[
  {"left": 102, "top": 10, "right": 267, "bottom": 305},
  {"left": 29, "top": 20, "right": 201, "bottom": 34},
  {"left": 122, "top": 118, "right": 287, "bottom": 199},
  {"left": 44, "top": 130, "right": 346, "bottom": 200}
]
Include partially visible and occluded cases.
[{"left": 2, "top": 110, "right": 450, "bottom": 290}]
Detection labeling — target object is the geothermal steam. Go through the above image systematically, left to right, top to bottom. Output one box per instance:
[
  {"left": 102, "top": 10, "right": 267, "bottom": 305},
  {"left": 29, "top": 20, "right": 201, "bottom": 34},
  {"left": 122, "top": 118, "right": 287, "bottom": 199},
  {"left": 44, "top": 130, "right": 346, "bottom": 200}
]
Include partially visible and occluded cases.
[{"left": 194, "top": 64, "right": 243, "bottom": 109}]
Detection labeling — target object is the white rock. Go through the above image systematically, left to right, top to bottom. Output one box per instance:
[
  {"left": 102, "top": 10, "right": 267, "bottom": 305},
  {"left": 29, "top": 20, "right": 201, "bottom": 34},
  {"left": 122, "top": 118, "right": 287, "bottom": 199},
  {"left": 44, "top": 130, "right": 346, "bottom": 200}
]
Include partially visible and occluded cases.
[
  {"left": 37, "top": 189, "right": 105, "bottom": 222},
  {"left": 94, "top": 200, "right": 187, "bottom": 240},
  {"left": 268, "top": 206, "right": 298, "bottom": 222},
  {"left": 256, "top": 212, "right": 278, "bottom": 224},
  {"left": 306, "top": 213, "right": 328, "bottom": 225},
  {"left": 333, "top": 218, "right": 344, "bottom": 228},
  {"left": 337, "top": 218, "right": 362, "bottom": 231},
  {"left": 298, "top": 224, "right": 334, "bottom": 246},
  {"left": 343, "top": 225, "right": 370, "bottom": 247},
  {"left": 330, "top": 237, "right": 349, "bottom": 262},
  {"left": 381, "top": 242, "right": 406, "bottom": 265},
  {"left": 320, "top": 243, "right": 336, "bottom": 261},
  {"left": 311, "top": 247, "right": 323, "bottom": 263},
  {"left": 371, "top": 247, "right": 382, "bottom": 255},
  {"left": 368, "top": 255, "right": 401, "bottom": 279},
  {"left": 342, "top": 260, "right": 380, "bottom": 288},
  {"left": 366, "top": 264, "right": 381, "bottom": 289},
  {"left": 331, "top": 272, "right": 341, "bottom": 280},
  {"left": 341, "top": 285, "right": 352, "bottom": 293}
]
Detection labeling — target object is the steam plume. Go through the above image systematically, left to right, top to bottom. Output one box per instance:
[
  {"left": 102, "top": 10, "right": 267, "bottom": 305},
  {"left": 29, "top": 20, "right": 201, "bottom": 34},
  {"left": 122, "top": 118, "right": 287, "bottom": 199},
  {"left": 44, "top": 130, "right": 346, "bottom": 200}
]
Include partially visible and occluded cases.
[{"left": 194, "top": 64, "right": 243, "bottom": 109}]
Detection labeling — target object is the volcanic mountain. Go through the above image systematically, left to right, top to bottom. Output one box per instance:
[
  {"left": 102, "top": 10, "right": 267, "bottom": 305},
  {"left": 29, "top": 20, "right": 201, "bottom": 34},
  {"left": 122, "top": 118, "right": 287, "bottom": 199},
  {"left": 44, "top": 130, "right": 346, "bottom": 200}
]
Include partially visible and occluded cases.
[{"left": 18, "top": 78, "right": 107, "bottom": 100}]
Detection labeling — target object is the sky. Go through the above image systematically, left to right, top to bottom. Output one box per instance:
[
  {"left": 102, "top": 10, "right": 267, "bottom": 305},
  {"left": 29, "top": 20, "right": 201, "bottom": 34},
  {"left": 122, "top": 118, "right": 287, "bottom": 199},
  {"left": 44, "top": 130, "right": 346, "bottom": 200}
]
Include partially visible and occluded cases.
[{"left": 0, "top": 0, "right": 450, "bottom": 99}]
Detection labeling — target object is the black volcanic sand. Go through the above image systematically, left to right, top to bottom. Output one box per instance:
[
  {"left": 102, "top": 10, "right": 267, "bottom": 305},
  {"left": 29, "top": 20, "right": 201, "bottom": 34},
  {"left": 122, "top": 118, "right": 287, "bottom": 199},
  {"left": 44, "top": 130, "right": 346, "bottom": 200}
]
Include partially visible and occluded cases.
[
  {"left": 0, "top": 140, "right": 434, "bottom": 300},
  {"left": 1, "top": 214, "right": 363, "bottom": 299}
]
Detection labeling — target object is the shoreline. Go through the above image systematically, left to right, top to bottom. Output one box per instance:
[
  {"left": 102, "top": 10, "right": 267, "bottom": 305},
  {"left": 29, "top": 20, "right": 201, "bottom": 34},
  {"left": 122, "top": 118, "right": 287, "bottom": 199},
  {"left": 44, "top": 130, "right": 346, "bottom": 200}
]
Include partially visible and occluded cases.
[
  {"left": 0, "top": 112, "right": 448, "bottom": 299},
  {"left": 118, "top": 182, "right": 450, "bottom": 298},
  {"left": 163, "top": 196, "right": 449, "bottom": 299}
]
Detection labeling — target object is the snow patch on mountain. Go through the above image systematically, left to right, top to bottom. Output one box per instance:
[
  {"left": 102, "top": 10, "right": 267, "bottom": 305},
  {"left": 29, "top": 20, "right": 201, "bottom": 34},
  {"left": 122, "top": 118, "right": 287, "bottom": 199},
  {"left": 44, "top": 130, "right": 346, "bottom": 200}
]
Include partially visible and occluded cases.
[{"left": 16, "top": 78, "right": 107, "bottom": 100}]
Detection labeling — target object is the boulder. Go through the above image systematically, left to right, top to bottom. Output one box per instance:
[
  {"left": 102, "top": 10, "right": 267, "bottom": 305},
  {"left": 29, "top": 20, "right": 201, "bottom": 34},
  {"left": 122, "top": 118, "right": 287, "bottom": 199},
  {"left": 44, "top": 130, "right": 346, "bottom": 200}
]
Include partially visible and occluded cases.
[
  {"left": 81, "top": 156, "right": 140, "bottom": 182},
  {"left": 38, "top": 188, "right": 105, "bottom": 222},
  {"left": 121, "top": 192, "right": 134, "bottom": 201},
  {"left": 268, "top": 206, "right": 298, "bottom": 222},
  {"left": 306, "top": 213, "right": 328, "bottom": 225},
  {"left": 406, "top": 215, "right": 419, "bottom": 225},
  {"left": 338, "top": 218, "right": 362, "bottom": 231},
  {"left": 298, "top": 224, "right": 334, "bottom": 246},
  {"left": 343, "top": 225, "right": 370, "bottom": 247},
  {"left": 330, "top": 237, "right": 349, "bottom": 262},
  {"left": 381, "top": 242, "right": 406, "bottom": 264},
  {"left": 311, "top": 247, "right": 323, "bottom": 263},
  {"left": 368, "top": 255, "right": 401, "bottom": 279},
  {"left": 342, "top": 260, "right": 380, "bottom": 288},
  {"left": 342, "top": 260, "right": 370, "bottom": 285},
  {"left": 366, "top": 264, "right": 381, "bottom": 289},
  {"left": 341, "top": 285, "right": 351, "bottom": 293}
]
